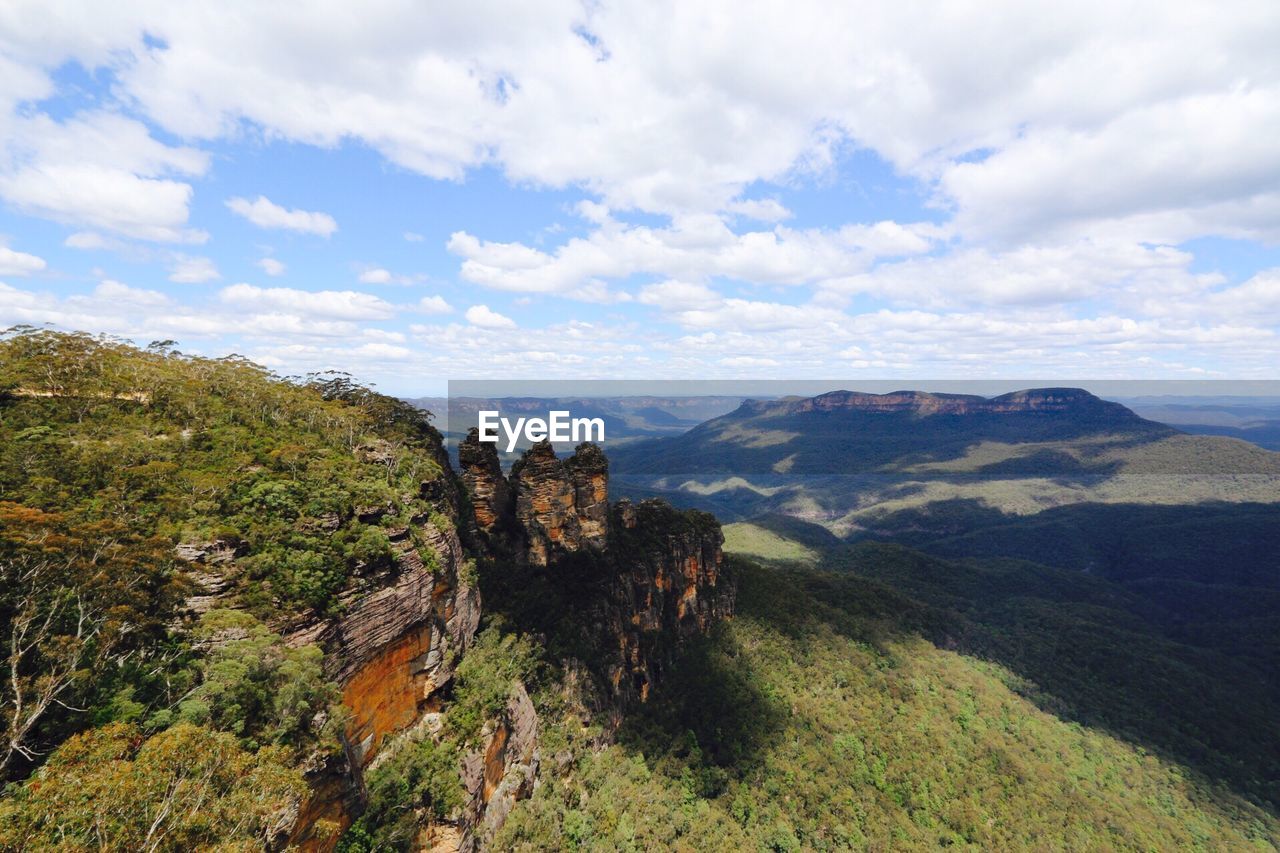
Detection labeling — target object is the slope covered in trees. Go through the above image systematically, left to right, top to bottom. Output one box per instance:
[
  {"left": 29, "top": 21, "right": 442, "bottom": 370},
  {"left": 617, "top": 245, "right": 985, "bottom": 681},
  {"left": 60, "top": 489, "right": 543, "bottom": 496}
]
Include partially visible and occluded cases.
[
  {"left": 0, "top": 328, "right": 452, "bottom": 847},
  {"left": 3, "top": 330, "right": 1277, "bottom": 851},
  {"left": 493, "top": 558, "right": 1279, "bottom": 850}
]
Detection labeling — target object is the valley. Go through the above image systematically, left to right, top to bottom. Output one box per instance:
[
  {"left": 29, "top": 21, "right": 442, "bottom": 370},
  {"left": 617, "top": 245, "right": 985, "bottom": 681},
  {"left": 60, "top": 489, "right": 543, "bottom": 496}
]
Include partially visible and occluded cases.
[{"left": 2, "top": 333, "right": 1277, "bottom": 851}]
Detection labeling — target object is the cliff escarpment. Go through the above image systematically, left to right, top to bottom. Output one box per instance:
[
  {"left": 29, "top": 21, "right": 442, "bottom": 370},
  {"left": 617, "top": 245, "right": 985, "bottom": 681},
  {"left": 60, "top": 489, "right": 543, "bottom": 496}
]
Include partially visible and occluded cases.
[
  {"left": 459, "top": 429, "right": 734, "bottom": 704},
  {"left": 291, "top": 431, "right": 733, "bottom": 849},
  {"left": 281, "top": 462, "right": 482, "bottom": 848}
]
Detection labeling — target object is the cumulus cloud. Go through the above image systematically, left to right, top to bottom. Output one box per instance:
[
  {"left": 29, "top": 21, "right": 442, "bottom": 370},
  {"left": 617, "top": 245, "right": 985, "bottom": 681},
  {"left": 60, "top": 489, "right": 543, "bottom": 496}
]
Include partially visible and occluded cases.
[
  {"left": 1, "top": 2, "right": 1279, "bottom": 385},
  {"left": 0, "top": 111, "right": 208, "bottom": 242},
  {"left": 226, "top": 196, "right": 337, "bottom": 236},
  {"left": 725, "top": 198, "right": 792, "bottom": 222},
  {"left": 447, "top": 216, "right": 943, "bottom": 297},
  {"left": 63, "top": 231, "right": 119, "bottom": 250},
  {"left": 820, "top": 239, "right": 1220, "bottom": 311},
  {"left": 0, "top": 246, "right": 46, "bottom": 275},
  {"left": 168, "top": 254, "right": 219, "bottom": 283},
  {"left": 257, "top": 257, "right": 286, "bottom": 276},
  {"left": 358, "top": 267, "right": 413, "bottom": 285},
  {"left": 93, "top": 280, "right": 170, "bottom": 306},
  {"left": 637, "top": 280, "right": 721, "bottom": 311},
  {"left": 219, "top": 283, "right": 394, "bottom": 320},
  {"left": 418, "top": 295, "right": 453, "bottom": 314},
  {"left": 465, "top": 304, "right": 516, "bottom": 329}
]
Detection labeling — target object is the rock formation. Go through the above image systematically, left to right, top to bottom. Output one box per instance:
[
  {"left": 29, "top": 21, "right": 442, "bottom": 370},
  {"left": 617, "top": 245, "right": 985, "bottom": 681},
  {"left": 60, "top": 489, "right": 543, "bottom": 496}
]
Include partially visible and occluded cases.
[
  {"left": 458, "top": 427, "right": 510, "bottom": 533},
  {"left": 462, "top": 433, "right": 613, "bottom": 567},
  {"left": 284, "top": 436, "right": 732, "bottom": 850},
  {"left": 459, "top": 436, "right": 733, "bottom": 705},
  {"left": 606, "top": 498, "right": 730, "bottom": 703},
  {"left": 285, "top": 516, "right": 480, "bottom": 849},
  {"left": 459, "top": 682, "right": 540, "bottom": 851}
]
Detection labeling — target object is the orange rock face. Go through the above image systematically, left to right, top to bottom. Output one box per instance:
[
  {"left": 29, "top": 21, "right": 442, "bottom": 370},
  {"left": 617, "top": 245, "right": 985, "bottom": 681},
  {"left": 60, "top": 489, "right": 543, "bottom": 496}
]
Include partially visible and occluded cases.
[
  {"left": 287, "top": 519, "right": 480, "bottom": 851},
  {"left": 341, "top": 622, "right": 436, "bottom": 768}
]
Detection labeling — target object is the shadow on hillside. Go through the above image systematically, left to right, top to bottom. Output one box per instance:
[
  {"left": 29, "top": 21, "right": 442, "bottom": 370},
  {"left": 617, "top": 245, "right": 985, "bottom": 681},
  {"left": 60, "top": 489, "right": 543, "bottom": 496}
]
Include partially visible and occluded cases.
[
  {"left": 817, "top": 520, "right": 1280, "bottom": 811},
  {"left": 476, "top": 550, "right": 788, "bottom": 785},
  {"left": 614, "top": 625, "right": 788, "bottom": 785}
]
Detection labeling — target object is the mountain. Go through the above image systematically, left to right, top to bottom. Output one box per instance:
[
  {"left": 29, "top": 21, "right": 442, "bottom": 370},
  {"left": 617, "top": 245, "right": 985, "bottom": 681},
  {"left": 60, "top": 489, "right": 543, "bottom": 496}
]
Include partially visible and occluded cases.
[
  {"left": 0, "top": 331, "right": 731, "bottom": 850},
  {"left": 4, "top": 338, "right": 1278, "bottom": 850},
  {"left": 608, "top": 387, "right": 1280, "bottom": 532},
  {"left": 612, "top": 388, "right": 1173, "bottom": 476},
  {"left": 1123, "top": 396, "right": 1280, "bottom": 451}
]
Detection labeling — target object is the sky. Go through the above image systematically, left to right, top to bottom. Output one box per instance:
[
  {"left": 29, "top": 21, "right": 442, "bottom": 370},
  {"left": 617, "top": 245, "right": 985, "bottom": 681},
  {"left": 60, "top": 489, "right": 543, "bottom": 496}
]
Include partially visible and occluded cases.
[{"left": 1, "top": 2, "right": 1279, "bottom": 396}]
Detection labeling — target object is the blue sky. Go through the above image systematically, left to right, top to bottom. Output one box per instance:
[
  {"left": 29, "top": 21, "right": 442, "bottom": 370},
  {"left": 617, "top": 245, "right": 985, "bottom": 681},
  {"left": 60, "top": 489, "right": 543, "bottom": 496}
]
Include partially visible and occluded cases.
[{"left": 2, "top": 2, "right": 1279, "bottom": 395}]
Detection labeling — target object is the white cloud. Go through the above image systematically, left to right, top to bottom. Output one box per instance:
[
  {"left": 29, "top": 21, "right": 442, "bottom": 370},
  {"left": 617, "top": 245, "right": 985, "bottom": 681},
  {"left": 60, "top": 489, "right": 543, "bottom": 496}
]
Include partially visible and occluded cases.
[
  {"left": 13, "top": 0, "right": 1256, "bottom": 227},
  {"left": 0, "top": 1, "right": 1274, "bottom": 236},
  {"left": 1, "top": 2, "right": 1280, "bottom": 386},
  {"left": 941, "top": 87, "right": 1280, "bottom": 244},
  {"left": 0, "top": 111, "right": 209, "bottom": 242},
  {"left": 226, "top": 195, "right": 337, "bottom": 236},
  {"left": 725, "top": 198, "right": 792, "bottom": 222},
  {"left": 447, "top": 216, "right": 943, "bottom": 297},
  {"left": 63, "top": 231, "right": 119, "bottom": 250},
  {"left": 404, "top": 231, "right": 424, "bottom": 242},
  {"left": 820, "top": 239, "right": 1220, "bottom": 311},
  {"left": 0, "top": 246, "right": 45, "bottom": 275},
  {"left": 168, "top": 254, "right": 219, "bottom": 283},
  {"left": 257, "top": 257, "right": 286, "bottom": 276},
  {"left": 358, "top": 267, "right": 413, "bottom": 285},
  {"left": 92, "top": 279, "right": 170, "bottom": 306},
  {"left": 637, "top": 280, "right": 721, "bottom": 311},
  {"left": 219, "top": 283, "right": 394, "bottom": 320},
  {"left": 418, "top": 295, "right": 453, "bottom": 314},
  {"left": 669, "top": 298, "right": 849, "bottom": 333},
  {"left": 465, "top": 304, "right": 516, "bottom": 329}
]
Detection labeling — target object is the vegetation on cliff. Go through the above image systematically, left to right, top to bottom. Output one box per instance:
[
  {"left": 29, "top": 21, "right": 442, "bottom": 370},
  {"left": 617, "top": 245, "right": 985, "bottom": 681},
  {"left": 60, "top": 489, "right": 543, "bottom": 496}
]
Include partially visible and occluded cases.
[
  {"left": 0, "top": 329, "right": 451, "bottom": 846},
  {"left": 4, "top": 330, "right": 1277, "bottom": 851}
]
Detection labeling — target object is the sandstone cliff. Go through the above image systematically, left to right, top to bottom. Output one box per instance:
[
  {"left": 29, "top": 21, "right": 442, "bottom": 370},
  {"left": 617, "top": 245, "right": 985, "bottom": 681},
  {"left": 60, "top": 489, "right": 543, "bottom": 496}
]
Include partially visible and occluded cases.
[
  {"left": 458, "top": 433, "right": 733, "bottom": 704},
  {"left": 286, "top": 434, "right": 731, "bottom": 850},
  {"left": 286, "top": 512, "right": 481, "bottom": 849}
]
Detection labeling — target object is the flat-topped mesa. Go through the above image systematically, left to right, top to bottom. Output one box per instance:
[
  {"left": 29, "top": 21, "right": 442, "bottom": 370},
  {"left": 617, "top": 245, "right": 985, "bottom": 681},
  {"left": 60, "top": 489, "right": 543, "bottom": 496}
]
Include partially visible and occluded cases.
[
  {"left": 741, "top": 387, "right": 1153, "bottom": 422},
  {"left": 510, "top": 440, "right": 609, "bottom": 567}
]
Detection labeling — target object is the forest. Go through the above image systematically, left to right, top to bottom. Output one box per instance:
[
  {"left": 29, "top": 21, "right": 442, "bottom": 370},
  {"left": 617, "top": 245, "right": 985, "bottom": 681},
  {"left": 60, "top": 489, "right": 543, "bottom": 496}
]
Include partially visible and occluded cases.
[{"left": 1, "top": 329, "right": 1277, "bottom": 851}]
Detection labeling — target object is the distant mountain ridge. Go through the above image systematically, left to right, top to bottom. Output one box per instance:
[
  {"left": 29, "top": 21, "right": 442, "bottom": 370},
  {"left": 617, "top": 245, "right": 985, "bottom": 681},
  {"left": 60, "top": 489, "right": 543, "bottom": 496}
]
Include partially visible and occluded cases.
[
  {"left": 613, "top": 387, "right": 1175, "bottom": 479},
  {"left": 739, "top": 387, "right": 1150, "bottom": 419}
]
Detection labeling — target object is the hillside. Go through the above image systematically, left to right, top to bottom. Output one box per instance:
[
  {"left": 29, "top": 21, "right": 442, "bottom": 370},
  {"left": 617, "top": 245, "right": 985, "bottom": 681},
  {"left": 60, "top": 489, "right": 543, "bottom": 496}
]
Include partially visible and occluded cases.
[
  {"left": 0, "top": 330, "right": 731, "bottom": 850},
  {"left": 3, "top": 335, "right": 1277, "bottom": 851},
  {"left": 608, "top": 388, "right": 1280, "bottom": 532},
  {"left": 494, "top": 557, "right": 1280, "bottom": 849}
]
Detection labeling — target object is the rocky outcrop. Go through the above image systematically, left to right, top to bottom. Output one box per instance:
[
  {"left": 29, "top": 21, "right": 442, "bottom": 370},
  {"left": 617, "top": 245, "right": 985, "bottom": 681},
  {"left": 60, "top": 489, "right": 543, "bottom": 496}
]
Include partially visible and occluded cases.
[
  {"left": 459, "top": 428, "right": 511, "bottom": 533},
  {"left": 289, "top": 437, "right": 731, "bottom": 850},
  {"left": 469, "top": 437, "right": 610, "bottom": 567},
  {"left": 460, "top": 440, "right": 734, "bottom": 706},
  {"left": 511, "top": 441, "right": 580, "bottom": 567},
  {"left": 565, "top": 443, "right": 609, "bottom": 548},
  {"left": 606, "top": 498, "right": 730, "bottom": 703},
  {"left": 286, "top": 518, "right": 480, "bottom": 850},
  {"left": 458, "top": 682, "right": 540, "bottom": 851}
]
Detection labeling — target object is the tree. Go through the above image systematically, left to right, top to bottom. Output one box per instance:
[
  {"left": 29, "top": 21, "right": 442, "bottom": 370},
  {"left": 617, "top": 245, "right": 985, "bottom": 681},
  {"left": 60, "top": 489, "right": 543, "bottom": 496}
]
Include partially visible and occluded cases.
[
  {"left": 0, "top": 503, "right": 181, "bottom": 778},
  {"left": 0, "top": 721, "right": 304, "bottom": 851}
]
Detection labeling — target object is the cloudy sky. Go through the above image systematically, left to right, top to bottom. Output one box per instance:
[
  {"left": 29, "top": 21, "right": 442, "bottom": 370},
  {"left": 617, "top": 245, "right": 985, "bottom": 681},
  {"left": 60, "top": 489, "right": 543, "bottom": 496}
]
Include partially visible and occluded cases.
[{"left": 2, "top": 2, "right": 1279, "bottom": 394}]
